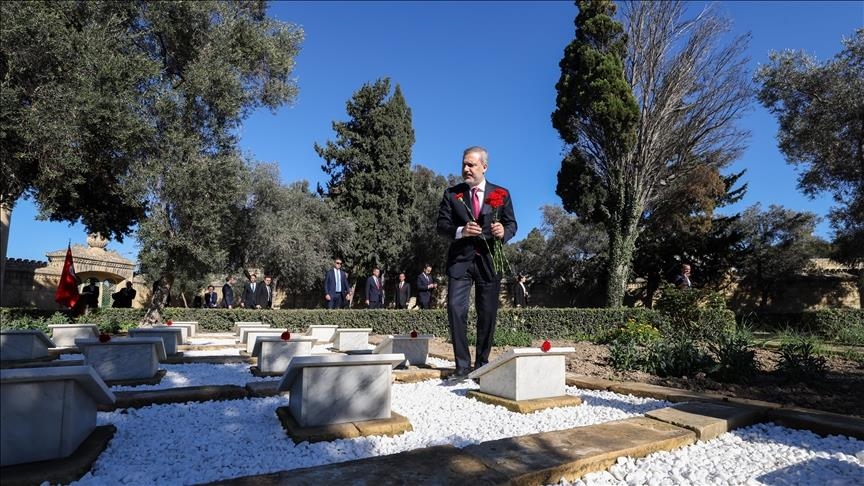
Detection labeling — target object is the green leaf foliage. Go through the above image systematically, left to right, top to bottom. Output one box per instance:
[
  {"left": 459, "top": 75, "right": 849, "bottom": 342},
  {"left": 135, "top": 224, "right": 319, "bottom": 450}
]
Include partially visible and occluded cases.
[{"left": 316, "top": 78, "right": 416, "bottom": 278}]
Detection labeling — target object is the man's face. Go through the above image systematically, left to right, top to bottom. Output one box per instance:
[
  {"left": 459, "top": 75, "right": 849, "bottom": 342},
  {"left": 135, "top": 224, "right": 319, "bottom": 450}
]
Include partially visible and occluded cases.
[
  {"left": 462, "top": 151, "right": 487, "bottom": 186},
  {"left": 334, "top": 259, "right": 342, "bottom": 269},
  {"left": 683, "top": 265, "right": 691, "bottom": 275},
  {"left": 424, "top": 266, "right": 432, "bottom": 274},
  {"left": 372, "top": 269, "right": 380, "bottom": 277},
  {"left": 399, "top": 273, "right": 406, "bottom": 281},
  {"left": 250, "top": 275, "right": 257, "bottom": 283},
  {"left": 229, "top": 277, "right": 236, "bottom": 285},
  {"left": 264, "top": 277, "right": 272, "bottom": 285},
  {"left": 207, "top": 286, "right": 214, "bottom": 292}
]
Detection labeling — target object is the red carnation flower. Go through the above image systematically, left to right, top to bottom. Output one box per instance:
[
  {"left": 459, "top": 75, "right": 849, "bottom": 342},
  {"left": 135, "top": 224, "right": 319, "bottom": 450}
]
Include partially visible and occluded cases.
[
  {"left": 455, "top": 193, "right": 464, "bottom": 201},
  {"left": 166, "top": 320, "right": 173, "bottom": 326},
  {"left": 410, "top": 330, "right": 418, "bottom": 338},
  {"left": 281, "top": 331, "right": 291, "bottom": 341},
  {"left": 98, "top": 333, "right": 111, "bottom": 343},
  {"left": 540, "top": 340, "right": 551, "bottom": 352}
]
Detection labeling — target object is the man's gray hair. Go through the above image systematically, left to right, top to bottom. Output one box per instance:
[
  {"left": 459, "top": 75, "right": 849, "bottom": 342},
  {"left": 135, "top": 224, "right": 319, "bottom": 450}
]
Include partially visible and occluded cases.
[{"left": 463, "top": 146, "right": 488, "bottom": 164}]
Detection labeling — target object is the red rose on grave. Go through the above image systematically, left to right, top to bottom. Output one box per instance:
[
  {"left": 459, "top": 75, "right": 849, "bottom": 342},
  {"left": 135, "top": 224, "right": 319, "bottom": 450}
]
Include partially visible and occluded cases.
[
  {"left": 166, "top": 320, "right": 173, "bottom": 326},
  {"left": 410, "top": 330, "right": 418, "bottom": 338},
  {"left": 281, "top": 331, "right": 291, "bottom": 341},
  {"left": 98, "top": 332, "right": 111, "bottom": 343},
  {"left": 540, "top": 340, "right": 551, "bottom": 353}
]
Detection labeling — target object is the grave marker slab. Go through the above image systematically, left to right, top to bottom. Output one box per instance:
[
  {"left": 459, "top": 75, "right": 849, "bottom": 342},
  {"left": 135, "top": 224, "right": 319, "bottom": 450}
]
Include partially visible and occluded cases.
[
  {"left": 168, "top": 321, "right": 198, "bottom": 337},
  {"left": 234, "top": 321, "right": 266, "bottom": 334},
  {"left": 48, "top": 324, "right": 100, "bottom": 348},
  {"left": 307, "top": 325, "right": 338, "bottom": 344},
  {"left": 239, "top": 326, "right": 277, "bottom": 345},
  {"left": 128, "top": 327, "right": 184, "bottom": 354},
  {"left": 333, "top": 328, "right": 373, "bottom": 352},
  {"left": 0, "top": 330, "right": 55, "bottom": 361},
  {"left": 245, "top": 330, "right": 291, "bottom": 354},
  {"left": 374, "top": 334, "right": 433, "bottom": 367},
  {"left": 252, "top": 336, "right": 318, "bottom": 375},
  {"left": 76, "top": 338, "right": 166, "bottom": 382},
  {"left": 468, "top": 347, "right": 575, "bottom": 401},
  {"left": 277, "top": 353, "right": 405, "bottom": 427},
  {"left": 1, "top": 365, "right": 115, "bottom": 467}
]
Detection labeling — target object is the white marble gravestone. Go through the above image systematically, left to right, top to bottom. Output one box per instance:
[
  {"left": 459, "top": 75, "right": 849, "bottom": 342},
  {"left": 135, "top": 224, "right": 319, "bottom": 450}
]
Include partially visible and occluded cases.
[
  {"left": 168, "top": 321, "right": 198, "bottom": 337},
  {"left": 234, "top": 321, "right": 266, "bottom": 334},
  {"left": 48, "top": 324, "right": 100, "bottom": 348},
  {"left": 155, "top": 324, "right": 190, "bottom": 344},
  {"left": 307, "top": 325, "right": 338, "bottom": 344},
  {"left": 238, "top": 326, "right": 276, "bottom": 345},
  {"left": 127, "top": 327, "right": 184, "bottom": 354},
  {"left": 333, "top": 328, "right": 373, "bottom": 352},
  {"left": 0, "top": 330, "right": 55, "bottom": 361},
  {"left": 245, "top": 330, "right": 291, "bottom": 354},
  {"left": 374, "top": 334, "right": 433, "bottom": 367},
  {"left": 252, "top": 336, "right": 317, "bottom": 374},
  {"left": 76, "top": 337, "right": 167, "bottom": 381},
  {"left": 468, "top": 347, "right": 576, "bottom": 401},
  {"left": 277, "top": 353, "right": 405, "bottom": 427},
  {"left": 1, "top": 365, "right": 116, "bottom": 467}
]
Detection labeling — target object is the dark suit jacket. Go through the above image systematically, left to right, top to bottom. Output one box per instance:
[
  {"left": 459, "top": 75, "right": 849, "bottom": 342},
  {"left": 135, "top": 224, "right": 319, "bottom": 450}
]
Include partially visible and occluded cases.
[
  {"left": 436, "top": 181, "right": 517, "bottom": 280},
  {"left": 324, "top": 268, "right": 349, "bottom": 298},
  {"left": 416, "top": 273, "right": 433, "bottom": 305},
  {"left": 366, "top": 276, "right": 384, "bottom": 304},
  {"left": 395, "top": 281, "right": 411, "bottom": 308},
  {"left": 242, "top": 282, "right": 258, "bottom": 308},
  {"left": 514, "top": 282, "right": 527, "bottom": 307},
  {"left": 221, "top": 283, "right": 235, "bottom": 308},
  {"left": 254, "top": 283, "right": 272, "bottom": 309},
  {"left": 82, "top": 284, "right": 100, "bottom": 308},
  {"left": 204, "top": 291, "right": 218, "bottom": 308}
]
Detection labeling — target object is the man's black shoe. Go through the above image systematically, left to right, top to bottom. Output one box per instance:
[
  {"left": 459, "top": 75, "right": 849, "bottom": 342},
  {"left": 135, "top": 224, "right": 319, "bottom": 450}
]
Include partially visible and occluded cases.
[{"left": 448, "top": 367, "right": 472, "bottom": 381}]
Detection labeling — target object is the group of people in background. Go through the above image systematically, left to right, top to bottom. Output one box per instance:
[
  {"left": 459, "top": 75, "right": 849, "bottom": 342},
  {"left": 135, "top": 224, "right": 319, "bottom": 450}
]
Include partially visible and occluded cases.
[
  {"left": 324, "top": 258, "right": 438, "bottom": 310},
  {"left": 217, "top": 273, "right": 273, "bottom": 309}
]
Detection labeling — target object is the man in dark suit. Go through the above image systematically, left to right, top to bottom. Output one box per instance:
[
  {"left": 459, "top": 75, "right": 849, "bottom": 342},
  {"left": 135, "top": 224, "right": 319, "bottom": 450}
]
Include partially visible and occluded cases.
[
  {"left": 436, "top": 146, "right": 517, "bottom": 380},
  {"left": 324, "top": 258, "right": 350, "bottom": 309},
  {"left": 415, "top": 265, "right": 436, "bottom": 309},
  {"left": 365, "top": 268, "right": 384, "bottom": 309},
  {"left": 395, "top": 272, "right": 411, "bottom": 309},
  {"left": 241, "top": 273, "right": 259, "bottom": 308},
  {"left": 513, "top": 274, "right": 528, "bottom": 308},
  {"left": 221, "top": 275, "right": 236, "bottom": 308},
  {"left": 255, "top": 275, "right": 273, "bottom": 309},
  {"left": 81, "top": 278, "right": 100, "bottom": 311},
  {"left": 111, "top": 281, "right": 136, "bottom": 308},
  {"left": 204, "top": 285, "right": 219, "bottom": 308}
]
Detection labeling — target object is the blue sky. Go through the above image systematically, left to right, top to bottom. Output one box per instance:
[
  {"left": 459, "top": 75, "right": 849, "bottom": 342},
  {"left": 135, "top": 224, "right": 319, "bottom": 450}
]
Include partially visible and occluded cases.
[{"left": 7, "top": 1, "right": 863, "bottom": 264}]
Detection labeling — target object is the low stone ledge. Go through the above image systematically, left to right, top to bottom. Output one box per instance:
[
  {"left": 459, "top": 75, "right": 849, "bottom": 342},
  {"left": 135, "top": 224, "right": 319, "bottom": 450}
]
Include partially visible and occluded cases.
[
  {"left": 0, "top": 354, "right": 58, "bottom": 368},
  {"left": 164, "top": 355, "right": 253, "bottom": 365},
  {"left": 0, "top": 358, "right": 82, "bottom": 369},
  {"left": 393, "top": 366, "right": 454, "bottom": 383},
  {"left": 103, "top": 369, "right": 167, "bottom": 388},
  {"left": 565, "top": 374, "right": 617, "bottom": 391},
  {"left": 245, "top": 380, "right": 282, "bottom": 397},
  {"left": 100, "top": 385, "right": 248, "bottom": 411},
  {"left": 467, "top": 390, "right": 583, "bottom": 414},
  {"left": 645, "top": 401, "right": 765, "bottom": 441},
  {"left": 275, "top": 407, "right": 412, "bottom": 443},
  {"left": 768, "top": 407, "right": 864, "bottom": 440},
  {"left": 461, "top": 416, "right": 696, "bottom": 485},
  {"left": 0, "top": 424, "right": 116, "bottom": 486},
  {"left": 200, "top": 444, "right": 509, "bottom": 485}
]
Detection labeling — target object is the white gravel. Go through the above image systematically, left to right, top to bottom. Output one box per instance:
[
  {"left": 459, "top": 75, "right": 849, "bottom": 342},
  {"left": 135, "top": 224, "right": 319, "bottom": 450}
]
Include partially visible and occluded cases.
[{"left": 41, "top": 359, "right": 862, "bottom": 485}]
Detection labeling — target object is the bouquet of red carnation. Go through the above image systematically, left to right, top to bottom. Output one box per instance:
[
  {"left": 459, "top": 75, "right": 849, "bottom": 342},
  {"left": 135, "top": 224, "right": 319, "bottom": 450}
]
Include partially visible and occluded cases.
[
  {"left": 484, "top": 188, "right": 512, "bottom": 276},
  {"left": 454, "top": 192, "right": 494, "bottom": 257}
]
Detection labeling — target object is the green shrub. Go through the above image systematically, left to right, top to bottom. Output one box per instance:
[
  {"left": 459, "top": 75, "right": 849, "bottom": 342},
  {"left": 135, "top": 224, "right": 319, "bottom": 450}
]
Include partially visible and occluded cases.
[
  {"left": 654, "top": 285, "right": 734, "bottom": 340},
  {"left": 800, "top": 309, "right": 864, "bottom": 345},
  {"left": 599, "top": 318, "right": 662, "bottom": 345},
  {"left": 707, "top": 327, "right": 758, "bottom": 383},
  {"left": 644, "top": 337, "right": 713, "bottom": 378},
  {"left": 776, "top": 337, "right": 828, "bottom": 382},
  {"left": 608, "top": 339, "right": 643, "bottom": 372}
]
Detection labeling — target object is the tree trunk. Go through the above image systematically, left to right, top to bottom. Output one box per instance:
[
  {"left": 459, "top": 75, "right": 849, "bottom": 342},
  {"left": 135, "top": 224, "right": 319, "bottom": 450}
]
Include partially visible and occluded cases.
[
  {"left": 0, "top": 202, "right": 10, "bottom": 306},
  {"left": 605, "top": 209, "right": 641, "bottom": 308},
  {"left": 857, "top": 267, "right": 863, "bottom": 309},
  {"left": 141, "top": 275, "right": 174, "bottom": 327}
]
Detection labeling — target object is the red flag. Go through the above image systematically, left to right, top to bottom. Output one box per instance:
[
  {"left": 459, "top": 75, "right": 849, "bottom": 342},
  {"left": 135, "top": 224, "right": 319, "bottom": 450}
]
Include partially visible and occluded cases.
[{"left": 55, "top": 245, "right": 80, "bottom": 308}]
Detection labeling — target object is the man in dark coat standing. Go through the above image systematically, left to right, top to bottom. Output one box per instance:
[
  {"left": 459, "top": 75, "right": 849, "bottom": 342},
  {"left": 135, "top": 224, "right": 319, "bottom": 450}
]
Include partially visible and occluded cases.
[
  {"left": 437, "top": 146, "right": 517, "bottom": 380},
  {"left": 324, "top": 258, "right": 350, "bottom": 309},
  {"left": 415, "top": 265, "right": 436, "bottom": 309},
  {"left": 365, "top": 268, "right": 384, "bottom": 309},
  {"left": 395, "top": 272, "right": 411, "bottom": 309},
  {"left": 241, "top": 273, "right": 259, "bottom": 308},
  {"left": 513, "top": 274, "right": 528, "bottom": 308},
  {"left": 254, "top": 275, "right": 273, "bottom": 309},
  {"left": 221, "top": 276, "right": 236, "bottom": 309}
]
